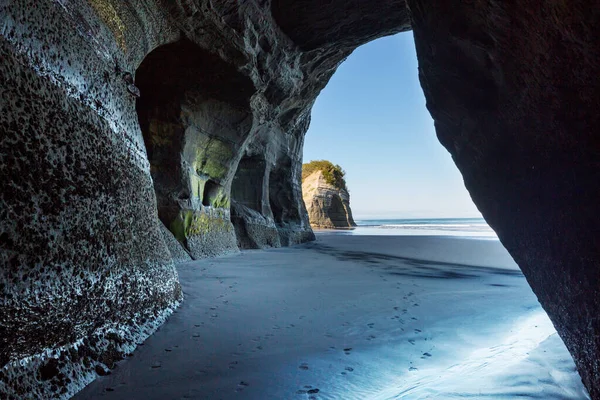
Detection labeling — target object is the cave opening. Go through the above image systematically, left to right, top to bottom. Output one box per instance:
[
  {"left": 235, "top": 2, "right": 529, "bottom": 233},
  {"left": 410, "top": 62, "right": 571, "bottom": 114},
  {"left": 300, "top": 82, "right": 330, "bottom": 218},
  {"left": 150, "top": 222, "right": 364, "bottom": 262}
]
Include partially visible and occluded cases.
[
  {"left": 298, "top": 31, "right": 588, "bottom": 397},
  {"left": 135, "top": 37, "right": 255, "bottom": 242},
  {"left": 231, "top": 155, "right": 266, "bottom": 213},
  {"left": 269, "top": 157, "right": 301, "bottom": 226},
  {"left": 202, "top": 180, "right": 220, "bottom": 207}
]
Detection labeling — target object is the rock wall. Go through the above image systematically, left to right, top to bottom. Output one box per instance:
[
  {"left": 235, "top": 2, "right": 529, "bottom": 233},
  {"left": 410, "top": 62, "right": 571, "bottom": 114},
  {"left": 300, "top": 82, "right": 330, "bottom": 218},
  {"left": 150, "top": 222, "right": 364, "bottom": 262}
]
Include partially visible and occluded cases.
[
  {"left": 2, "top": 0, "right": 600, "bottom": 398},
  {"left": 408, "top": 1, "right": 600, "bottom": 397},
  {"left": 302, "top": 170, "right": 356, "bottom": 229}
]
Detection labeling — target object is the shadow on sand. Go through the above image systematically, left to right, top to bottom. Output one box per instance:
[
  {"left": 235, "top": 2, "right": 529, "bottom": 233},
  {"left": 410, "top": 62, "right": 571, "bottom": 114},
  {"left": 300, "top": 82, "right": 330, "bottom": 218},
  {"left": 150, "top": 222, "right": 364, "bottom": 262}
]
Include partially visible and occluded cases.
[{"left": 305, "top": 242, "right": 523, "bottom": 280}]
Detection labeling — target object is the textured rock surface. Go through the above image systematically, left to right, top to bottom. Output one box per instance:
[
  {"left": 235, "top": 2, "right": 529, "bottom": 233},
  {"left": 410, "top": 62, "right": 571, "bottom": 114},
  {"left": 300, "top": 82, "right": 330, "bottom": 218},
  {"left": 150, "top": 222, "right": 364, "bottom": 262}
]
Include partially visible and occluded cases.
[
  {"left": 2, "top": 0, "right": 600, "bottom": 398},
  {"left": 408, "top": 1, "right": 600, "bottom": 397},
  {"left": 302, "top": 170, "right": 356, "bottom": 229},
  {"left": 159, "top": 222, "right": 192, "bottom": 264}
]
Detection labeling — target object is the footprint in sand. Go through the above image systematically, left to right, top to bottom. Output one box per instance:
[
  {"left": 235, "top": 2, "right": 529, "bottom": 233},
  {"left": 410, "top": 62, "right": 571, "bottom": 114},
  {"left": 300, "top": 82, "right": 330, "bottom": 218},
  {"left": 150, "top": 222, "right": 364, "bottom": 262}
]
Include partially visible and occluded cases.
[
  {"left": 367, "top": 323, "right": 375, "bottom": 328},
  {"left": 414, "top": 329, "right": 422, "bottom": 333},
  {"left": 366, "top": 335, "right": 376, "bottom": 341},
  {"left": 408, "top": 339, "right": 416, "bottom": 345},
  {"left": 344, "top": 347, "right": 352, "bottom": 355},
  {"left": 229, "top": 361, "right": 238, "bottom": 369},
  {"left": 151, "top": 363, "right": 161, "bottom": 369},
  {"left": 299, "top": 363, "right": 309, "bottom": 370},
  {"left": 345, "top": 367, "right": 354, "bottom": 372},
  {"left": 409, "top": 367, "right": 418, "bottom": 371},
  {"left": 235, "top": 381, "right": 249, "bottom": 392},
  {"left": 105, "top": 387, "right": 115, "bottom": 392}
]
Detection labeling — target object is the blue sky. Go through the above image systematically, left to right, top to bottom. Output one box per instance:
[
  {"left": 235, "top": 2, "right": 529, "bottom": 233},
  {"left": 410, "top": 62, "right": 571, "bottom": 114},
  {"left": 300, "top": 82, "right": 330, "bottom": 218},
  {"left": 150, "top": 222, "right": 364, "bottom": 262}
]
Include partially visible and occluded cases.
[{"left": 302, "top": 32, "right": 482, "bottom": 220}]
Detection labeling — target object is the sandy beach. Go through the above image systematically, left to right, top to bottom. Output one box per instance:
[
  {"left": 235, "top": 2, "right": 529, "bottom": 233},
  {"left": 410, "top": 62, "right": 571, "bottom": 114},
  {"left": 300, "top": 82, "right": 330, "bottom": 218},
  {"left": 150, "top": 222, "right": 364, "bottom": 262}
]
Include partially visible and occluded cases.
[{"left": 74, "top": 234, "right": 589, "bottom": 399}]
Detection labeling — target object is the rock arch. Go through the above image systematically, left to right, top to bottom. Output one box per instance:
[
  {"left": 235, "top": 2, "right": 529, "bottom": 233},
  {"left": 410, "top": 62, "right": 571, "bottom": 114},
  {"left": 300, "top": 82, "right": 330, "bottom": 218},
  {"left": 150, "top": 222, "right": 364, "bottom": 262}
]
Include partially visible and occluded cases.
[
  {"left": 1, "top": 0, "right": 600, "bottom": 398},
  {"left": 135, "top": 37, "right": 254, "bottom": 258}
]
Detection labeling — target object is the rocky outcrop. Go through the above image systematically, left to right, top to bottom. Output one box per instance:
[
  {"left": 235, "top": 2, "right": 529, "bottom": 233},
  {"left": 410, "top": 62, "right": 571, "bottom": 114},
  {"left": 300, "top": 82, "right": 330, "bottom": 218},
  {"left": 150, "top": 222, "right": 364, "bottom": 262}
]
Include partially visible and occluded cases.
[
  {"left": 2, "top": 0, "right": 600, "bottom": 398},
  {"left": 302, "top": 170, "right": 356, "bottom": 229}
]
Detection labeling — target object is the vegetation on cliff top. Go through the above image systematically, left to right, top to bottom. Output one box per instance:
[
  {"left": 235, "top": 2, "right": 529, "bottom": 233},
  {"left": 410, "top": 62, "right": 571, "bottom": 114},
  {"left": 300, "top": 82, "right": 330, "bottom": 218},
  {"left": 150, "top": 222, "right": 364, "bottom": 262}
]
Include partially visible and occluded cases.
[{"left": 302, "top": 160, "right": 347, "bottom": 190}]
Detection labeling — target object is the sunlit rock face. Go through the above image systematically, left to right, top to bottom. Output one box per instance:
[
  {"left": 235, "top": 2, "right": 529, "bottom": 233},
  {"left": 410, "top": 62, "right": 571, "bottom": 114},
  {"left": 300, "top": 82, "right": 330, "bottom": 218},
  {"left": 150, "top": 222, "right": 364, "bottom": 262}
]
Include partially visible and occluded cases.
[
  {"left": 2, "top": 0, "right": 599, "bottom": 398},
  {"left": 302, "top": 170, "right": 356, "bottom": 229}
]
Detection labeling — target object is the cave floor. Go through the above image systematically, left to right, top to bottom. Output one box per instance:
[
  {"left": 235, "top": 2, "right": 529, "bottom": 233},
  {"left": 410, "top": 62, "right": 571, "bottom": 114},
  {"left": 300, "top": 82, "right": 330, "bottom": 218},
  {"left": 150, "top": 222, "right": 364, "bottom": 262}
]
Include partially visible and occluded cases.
[{"left": 74, "top": 235, "right": 588, "bottom": 400}]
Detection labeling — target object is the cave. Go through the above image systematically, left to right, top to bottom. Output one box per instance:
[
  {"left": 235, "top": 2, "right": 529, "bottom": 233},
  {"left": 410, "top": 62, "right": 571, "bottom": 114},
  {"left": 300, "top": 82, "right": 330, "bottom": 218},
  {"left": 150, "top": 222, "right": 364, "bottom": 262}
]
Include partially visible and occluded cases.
[
  {"left": 2, "top": 0, "right": 600, "bottom": 398},
  {"left": 134, "top": 37, "right": 254, "bottom": 257},
  {"left": 230, "top": 155, "right": 281, "bottom": 248},
  {"left": 231, "top": 156, "right": 266, "bottom": 213},
  {"left": 269, "top": 157, "right": 301, "bottom": 226},
  {"left": 202, "top": 180, "right": 220, "bottom": 207}
]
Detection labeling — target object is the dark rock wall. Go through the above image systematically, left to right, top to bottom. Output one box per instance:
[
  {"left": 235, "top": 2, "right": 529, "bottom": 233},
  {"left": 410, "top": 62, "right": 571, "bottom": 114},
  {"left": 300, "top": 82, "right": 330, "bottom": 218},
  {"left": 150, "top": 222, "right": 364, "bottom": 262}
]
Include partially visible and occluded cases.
[
  {"left": 2, "top": 0, "right": 599, "bottom": 398},
  {"left": 408, "top": 0, "right": 600, "bottom": 396},
  {"left": 0, "top": 1, "right": 182, "bottom": 396}
]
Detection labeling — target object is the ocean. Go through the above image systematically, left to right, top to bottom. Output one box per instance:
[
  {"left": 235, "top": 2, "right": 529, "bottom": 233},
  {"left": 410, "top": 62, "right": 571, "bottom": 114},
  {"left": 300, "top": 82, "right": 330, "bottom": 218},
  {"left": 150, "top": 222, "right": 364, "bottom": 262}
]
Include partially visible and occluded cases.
[{"left": 347, "top": 217, "right": 498, "bottom": 239}]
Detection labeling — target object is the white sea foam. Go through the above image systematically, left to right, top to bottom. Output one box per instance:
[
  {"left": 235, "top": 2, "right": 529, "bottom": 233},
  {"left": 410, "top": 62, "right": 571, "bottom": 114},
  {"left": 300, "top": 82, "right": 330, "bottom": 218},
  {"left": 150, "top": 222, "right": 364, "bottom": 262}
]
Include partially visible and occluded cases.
[
  {"left": 352, "top": 218, "right": 499, "bottom": 238},
  {"left": 374, "top": 311, "right": 589, "bottom": 399}
]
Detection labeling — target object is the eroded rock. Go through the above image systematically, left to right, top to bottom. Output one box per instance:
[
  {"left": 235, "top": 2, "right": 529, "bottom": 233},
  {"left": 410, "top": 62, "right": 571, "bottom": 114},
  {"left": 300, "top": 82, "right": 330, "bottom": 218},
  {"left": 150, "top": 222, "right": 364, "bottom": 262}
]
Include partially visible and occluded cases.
[
  {"left": 2, "top": 0, "right": 600, "bottom": 398},
  {"left": 302, "top": 169, "right": 356, "bottom": 229}
]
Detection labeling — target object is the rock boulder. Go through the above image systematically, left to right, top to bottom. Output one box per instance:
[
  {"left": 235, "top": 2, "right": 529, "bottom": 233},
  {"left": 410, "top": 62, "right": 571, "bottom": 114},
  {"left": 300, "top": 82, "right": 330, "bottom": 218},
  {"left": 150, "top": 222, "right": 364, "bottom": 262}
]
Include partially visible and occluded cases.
[{"left": 302, "top": 169, "right": 356, "bottom": 229}]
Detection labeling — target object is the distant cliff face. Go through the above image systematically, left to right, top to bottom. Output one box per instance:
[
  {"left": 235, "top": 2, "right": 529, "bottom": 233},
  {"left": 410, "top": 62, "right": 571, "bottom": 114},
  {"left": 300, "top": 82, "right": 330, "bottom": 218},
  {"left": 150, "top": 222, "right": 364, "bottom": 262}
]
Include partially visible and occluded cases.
[{"left": 302, "top": 166, "right": 356, "bottom": 229}]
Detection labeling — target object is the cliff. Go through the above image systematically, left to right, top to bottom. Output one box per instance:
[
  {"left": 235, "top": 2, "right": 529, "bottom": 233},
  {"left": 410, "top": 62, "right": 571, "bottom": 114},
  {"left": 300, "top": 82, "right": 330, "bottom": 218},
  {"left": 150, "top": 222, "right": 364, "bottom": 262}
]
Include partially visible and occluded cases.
[
  {"left": 2, "top": 0, "right": 600, "bottom": 398},
  {"left": 302, "top": 165, "right": 356, "bottom": 229}
]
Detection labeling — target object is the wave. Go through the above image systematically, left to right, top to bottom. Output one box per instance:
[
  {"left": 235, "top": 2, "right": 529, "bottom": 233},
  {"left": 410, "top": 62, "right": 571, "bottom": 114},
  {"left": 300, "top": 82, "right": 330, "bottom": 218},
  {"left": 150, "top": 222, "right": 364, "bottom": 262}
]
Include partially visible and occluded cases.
[{"left": 352, "top": 218, "right": 498, "bottom": 238}]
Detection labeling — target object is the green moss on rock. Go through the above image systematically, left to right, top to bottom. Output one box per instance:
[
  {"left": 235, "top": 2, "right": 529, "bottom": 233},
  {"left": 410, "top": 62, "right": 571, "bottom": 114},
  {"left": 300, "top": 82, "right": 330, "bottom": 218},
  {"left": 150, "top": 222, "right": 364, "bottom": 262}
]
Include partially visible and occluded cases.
[
  {"left": 194, "top": 138, "right": 233, "bottom": 180},
  {"left": 302, "top": 160, "right": 347, "bottom": 190},
  {"left": 211, "top": 191, "right": 230, "bottom": 209},
  {"left": 169, "top": 209, "right": 233, "bottom": 244}
]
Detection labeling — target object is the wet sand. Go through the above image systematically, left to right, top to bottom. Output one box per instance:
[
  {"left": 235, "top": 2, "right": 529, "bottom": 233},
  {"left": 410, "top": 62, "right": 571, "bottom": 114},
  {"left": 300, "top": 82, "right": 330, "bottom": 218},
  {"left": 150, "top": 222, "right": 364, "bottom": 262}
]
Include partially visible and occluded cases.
[{"left": 75, "top": 235, "right": 589, "bottom": 399}]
